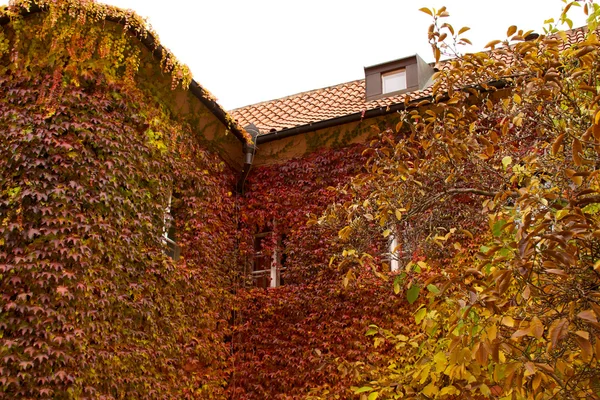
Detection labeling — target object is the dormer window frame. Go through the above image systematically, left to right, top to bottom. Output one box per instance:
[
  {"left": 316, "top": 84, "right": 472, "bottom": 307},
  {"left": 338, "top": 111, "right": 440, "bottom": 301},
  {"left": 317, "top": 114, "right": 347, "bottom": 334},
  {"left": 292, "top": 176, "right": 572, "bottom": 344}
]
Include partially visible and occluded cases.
[{"left": 364, "top": 54, "right": 434, "bottom": 102}]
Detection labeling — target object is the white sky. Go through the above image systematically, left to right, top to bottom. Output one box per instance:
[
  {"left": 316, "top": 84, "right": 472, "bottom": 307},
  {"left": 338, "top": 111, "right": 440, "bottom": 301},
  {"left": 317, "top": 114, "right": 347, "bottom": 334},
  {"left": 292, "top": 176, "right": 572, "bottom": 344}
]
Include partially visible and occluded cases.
[{"left": 1, "top": 1, "right": 589, "bottom": 109}]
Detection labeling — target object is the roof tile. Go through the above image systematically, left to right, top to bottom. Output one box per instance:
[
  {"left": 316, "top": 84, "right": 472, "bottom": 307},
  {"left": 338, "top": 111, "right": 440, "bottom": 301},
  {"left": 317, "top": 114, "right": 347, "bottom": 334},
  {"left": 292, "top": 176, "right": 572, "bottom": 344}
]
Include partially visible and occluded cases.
[{"left": 230, "top": 27, "right": 588, "bottom": 135}]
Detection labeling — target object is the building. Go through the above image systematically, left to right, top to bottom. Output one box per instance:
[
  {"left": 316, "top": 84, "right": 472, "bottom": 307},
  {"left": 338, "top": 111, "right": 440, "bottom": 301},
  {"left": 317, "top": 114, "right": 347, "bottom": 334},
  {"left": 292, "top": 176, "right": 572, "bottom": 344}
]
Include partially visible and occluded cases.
[{"left": 0, "top": 1, "right": 595, "bottom": 399}]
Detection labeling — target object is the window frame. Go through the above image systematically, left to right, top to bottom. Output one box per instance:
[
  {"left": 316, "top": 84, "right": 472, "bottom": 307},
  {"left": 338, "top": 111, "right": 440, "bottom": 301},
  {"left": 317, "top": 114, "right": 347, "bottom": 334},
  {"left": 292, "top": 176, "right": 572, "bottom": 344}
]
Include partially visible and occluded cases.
[
  {"left": 162, "top": 191, "right": 181, "bottom": 260},
  {"left": 251, "top": 230, "right": 285, "bottom": 288}
]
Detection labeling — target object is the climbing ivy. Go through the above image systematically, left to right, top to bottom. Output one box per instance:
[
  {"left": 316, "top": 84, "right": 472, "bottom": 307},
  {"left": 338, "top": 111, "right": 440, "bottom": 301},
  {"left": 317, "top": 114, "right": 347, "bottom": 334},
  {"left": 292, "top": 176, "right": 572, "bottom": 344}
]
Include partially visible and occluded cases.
[{"left": 0, "top": 1, "right": 236, "bottom": 398}]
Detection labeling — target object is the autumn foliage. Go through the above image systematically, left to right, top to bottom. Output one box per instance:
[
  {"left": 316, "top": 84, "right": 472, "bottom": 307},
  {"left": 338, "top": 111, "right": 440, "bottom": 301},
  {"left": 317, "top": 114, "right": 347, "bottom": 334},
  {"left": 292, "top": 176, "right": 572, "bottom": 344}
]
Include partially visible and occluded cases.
[
  {"left": 3, "top": 0, "right": 600, "bottom": 399},
  {"left": 0, "top": 1, "right": 235, "bottom": 398},
  {"left": 328, "top": 2, "right": 600, "bottom": 399}
]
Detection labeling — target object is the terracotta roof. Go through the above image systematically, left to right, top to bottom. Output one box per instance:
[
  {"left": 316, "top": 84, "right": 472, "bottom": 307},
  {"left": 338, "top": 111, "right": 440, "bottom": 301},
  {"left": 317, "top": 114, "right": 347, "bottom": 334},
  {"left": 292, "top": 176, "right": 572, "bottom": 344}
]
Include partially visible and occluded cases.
[
  {"left": 230, "top": 27, "right": 588, "bottom": 136},
  {"left": 230, "top": 79, "right": 435, "bottom": 134}
]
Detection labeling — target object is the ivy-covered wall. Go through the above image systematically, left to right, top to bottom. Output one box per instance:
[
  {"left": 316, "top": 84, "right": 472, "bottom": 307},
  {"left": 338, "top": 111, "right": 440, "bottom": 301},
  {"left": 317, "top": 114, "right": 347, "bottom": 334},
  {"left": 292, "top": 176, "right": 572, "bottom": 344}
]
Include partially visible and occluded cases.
[
  {"left": 0, "top": 3, "right": 238, "bottom": 398},
  {"left": 231, "top": 144, "right": 417, "bottom": 399}
]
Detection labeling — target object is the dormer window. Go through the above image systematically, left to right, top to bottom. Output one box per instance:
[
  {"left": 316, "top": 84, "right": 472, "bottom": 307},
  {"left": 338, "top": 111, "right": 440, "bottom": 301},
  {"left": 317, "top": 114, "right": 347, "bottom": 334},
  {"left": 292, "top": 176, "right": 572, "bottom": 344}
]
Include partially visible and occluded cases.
[
  {"left": 365, "top": 54, "right": 434, "bottom": 101},
  {"left": 382, "top": 69, "right": 407, "bottom": 94}
]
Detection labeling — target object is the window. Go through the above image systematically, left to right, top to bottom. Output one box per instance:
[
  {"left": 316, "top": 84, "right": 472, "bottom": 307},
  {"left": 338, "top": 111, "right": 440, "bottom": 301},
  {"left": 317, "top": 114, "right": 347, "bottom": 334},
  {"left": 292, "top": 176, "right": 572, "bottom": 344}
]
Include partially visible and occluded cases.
[
  {"left": 364, "top": 54, "right": 434, "bottom": 101},
  {"left": 382, "top": 69, "right": 407, "bottom": 94},
  {"left": 163, "top": 192, "right": 181, "bottom": 260},
  {"left": 252, "top": 231, "right": 285, "bottom": 288},
  {"left": 389, "top": 235, "right": 400, "bottom": 272}
]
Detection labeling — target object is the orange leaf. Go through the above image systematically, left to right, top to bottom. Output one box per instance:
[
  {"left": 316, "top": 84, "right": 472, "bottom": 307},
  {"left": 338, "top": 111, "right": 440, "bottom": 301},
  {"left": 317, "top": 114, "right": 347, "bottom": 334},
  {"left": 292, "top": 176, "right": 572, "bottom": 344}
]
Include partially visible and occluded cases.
[
  {"left": 419, "top": 7, "right": 433, "bottom": 16},
  {"left": 507, "top": 25, "right": 517, "bottom": 37},
  {"left": 458, "top": 26, "right": 470, "bottom": 35},
  {"left": 485, "top": 40, "right": 502, "bottom": 49},
  {"left": 552, "top": 134, "right": 565, "bottom": 155},
  {"left": 572, "top": 137, "right": 583, "bottom": 166},
  {"left": 577, "top": 309, "right": 598, "bottom": 323},
  {"left": 548, "top": 318, "right": 569, "bottom": 350},
  {"left": 511, "top": 328, "right": 530, "bottom": 340},
  {"left": 574, "top": 336, "right": 593, "bottom": 362}
]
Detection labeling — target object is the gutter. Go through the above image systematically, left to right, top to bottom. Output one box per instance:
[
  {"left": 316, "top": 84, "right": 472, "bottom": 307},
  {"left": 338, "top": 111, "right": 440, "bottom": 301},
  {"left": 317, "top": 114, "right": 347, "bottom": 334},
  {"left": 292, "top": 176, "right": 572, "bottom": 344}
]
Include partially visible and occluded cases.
[
  {"left": 0, "top": 3, "right": 249, "bottom": 145},
  {"left": 255, "top": 79, "right": 510, "bottom": 145},
  {"left": 255, "top": 100, "right": 420, "bottom": 145}
]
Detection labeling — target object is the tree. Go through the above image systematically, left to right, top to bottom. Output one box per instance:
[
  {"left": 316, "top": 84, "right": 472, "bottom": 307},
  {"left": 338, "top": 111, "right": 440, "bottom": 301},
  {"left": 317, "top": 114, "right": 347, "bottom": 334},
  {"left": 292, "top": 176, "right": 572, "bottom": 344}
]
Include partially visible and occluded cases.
[{"left": 328, "top": 2, "right": 600, "bottom": 398}]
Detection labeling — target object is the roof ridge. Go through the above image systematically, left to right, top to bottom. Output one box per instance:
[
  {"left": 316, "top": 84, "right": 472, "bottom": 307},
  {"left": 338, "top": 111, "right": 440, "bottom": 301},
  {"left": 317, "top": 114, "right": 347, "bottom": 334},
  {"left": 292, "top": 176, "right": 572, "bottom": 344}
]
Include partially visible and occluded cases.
[{"left": 228, "top": 78, "right": 365, "bottom": 112}]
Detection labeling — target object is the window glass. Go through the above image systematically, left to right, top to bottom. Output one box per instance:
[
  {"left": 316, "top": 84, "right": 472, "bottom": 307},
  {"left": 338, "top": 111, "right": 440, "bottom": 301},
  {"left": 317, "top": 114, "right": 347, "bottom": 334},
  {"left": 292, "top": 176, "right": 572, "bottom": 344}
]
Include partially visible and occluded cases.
[{"left": 382, "top": 69, "right": 407, "bottom": 94}]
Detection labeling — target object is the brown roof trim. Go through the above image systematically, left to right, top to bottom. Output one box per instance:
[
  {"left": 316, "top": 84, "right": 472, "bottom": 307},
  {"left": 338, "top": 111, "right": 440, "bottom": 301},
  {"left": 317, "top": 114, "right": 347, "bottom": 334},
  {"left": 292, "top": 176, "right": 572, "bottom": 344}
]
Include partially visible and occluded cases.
[
  {"left": 0, "top": 3, "right": 249, "bottom": 145},
  {"left": 255, "top": 79, "right": 509, "bottom": 145}
]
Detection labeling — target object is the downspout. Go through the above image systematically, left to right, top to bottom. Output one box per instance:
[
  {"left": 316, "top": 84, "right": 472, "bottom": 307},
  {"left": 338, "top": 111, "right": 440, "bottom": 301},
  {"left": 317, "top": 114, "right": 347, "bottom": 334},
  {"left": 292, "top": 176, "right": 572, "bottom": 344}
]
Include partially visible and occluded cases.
[{"left": 236, "top": 124, "right": 259, "bottom": 195}]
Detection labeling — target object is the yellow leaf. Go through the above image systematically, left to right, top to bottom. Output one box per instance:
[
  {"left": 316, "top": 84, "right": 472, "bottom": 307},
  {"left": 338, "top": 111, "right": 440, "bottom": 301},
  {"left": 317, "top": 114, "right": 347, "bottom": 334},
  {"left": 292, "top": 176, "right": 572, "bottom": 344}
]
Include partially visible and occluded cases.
[
  {"left": 507, "top": 25, "right": 517, "bottom": 37},
  {"left": 513, "top": 93, "right": 522, "bottom": 104},
  {"left": 502, "top": 156, "right": 512, "bottom": 170},
  {"left": 395, "top": 209, "right": 402, "bottom": 221},
  {"left": 556, "top": 209, "right": 569, "bottom": 220},
  {"left": 338, "top": 226, "right": 352, "bottom": 241},
  {"left": 383, "top": 229, "right": 391, "bottom": 238},
  {"left": 501, "top": 316, "right": 515, "bottom": 327},
  {"left": 530, "top": 316, "right": 544, "bottom": 339},
  {"left": 486, "top": 324, "right": 497, "bottom": 341},
  {"left": 434, "top": 351, "right": 447, "bottom": 373},
  {"left": 419, "top": 364, "right": 431, "bottom": 384},
  {"left": 532, "top": 373, "right": 542, "bottom": 391},
  {"left": 422, "top": 382, "right": 439, "bottom": 396},
  {"left": 480, "top": 383, "right": 492, "bottom": 397},
  {"left": 439, "top": 385, "right": 459, "bottom": 396},
  {"left": 368, "top": 392, "right": 379, "bottom": 400}
]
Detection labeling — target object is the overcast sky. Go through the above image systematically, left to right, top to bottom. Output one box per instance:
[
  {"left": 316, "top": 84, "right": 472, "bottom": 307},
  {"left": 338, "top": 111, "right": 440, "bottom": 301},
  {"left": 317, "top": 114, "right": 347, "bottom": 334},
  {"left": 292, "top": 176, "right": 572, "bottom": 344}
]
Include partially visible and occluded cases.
[{"left": 2, "top": 1, "right": 589, "bottom": 109}]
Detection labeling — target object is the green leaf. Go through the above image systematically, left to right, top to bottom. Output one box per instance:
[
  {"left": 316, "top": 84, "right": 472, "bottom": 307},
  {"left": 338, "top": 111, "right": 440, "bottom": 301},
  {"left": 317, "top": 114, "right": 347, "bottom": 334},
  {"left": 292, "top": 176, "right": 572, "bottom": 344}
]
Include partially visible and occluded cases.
[
  {"left": 492, "top": 220, "right": 507, "bottom": 237},
  {"left": 393, "top": 273, "right": 406, "bottom": 294},
  {"left": 407, "top": 284, "right": 420, "bottom": 304},
  {"left": 427, "top": 284, "right": 440, "bottom": 294},
  {"left": 415, "top": 307, "right": 427, "bottom": 324},
  {"left": 366, "top": 325, "right": 378, "bottom": 336},
  {"left": 354, "top": 386, "right": 373, "bottom": 394},
  {"left": 368, "top": 392, "right": 379, "bottom": 400}
]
